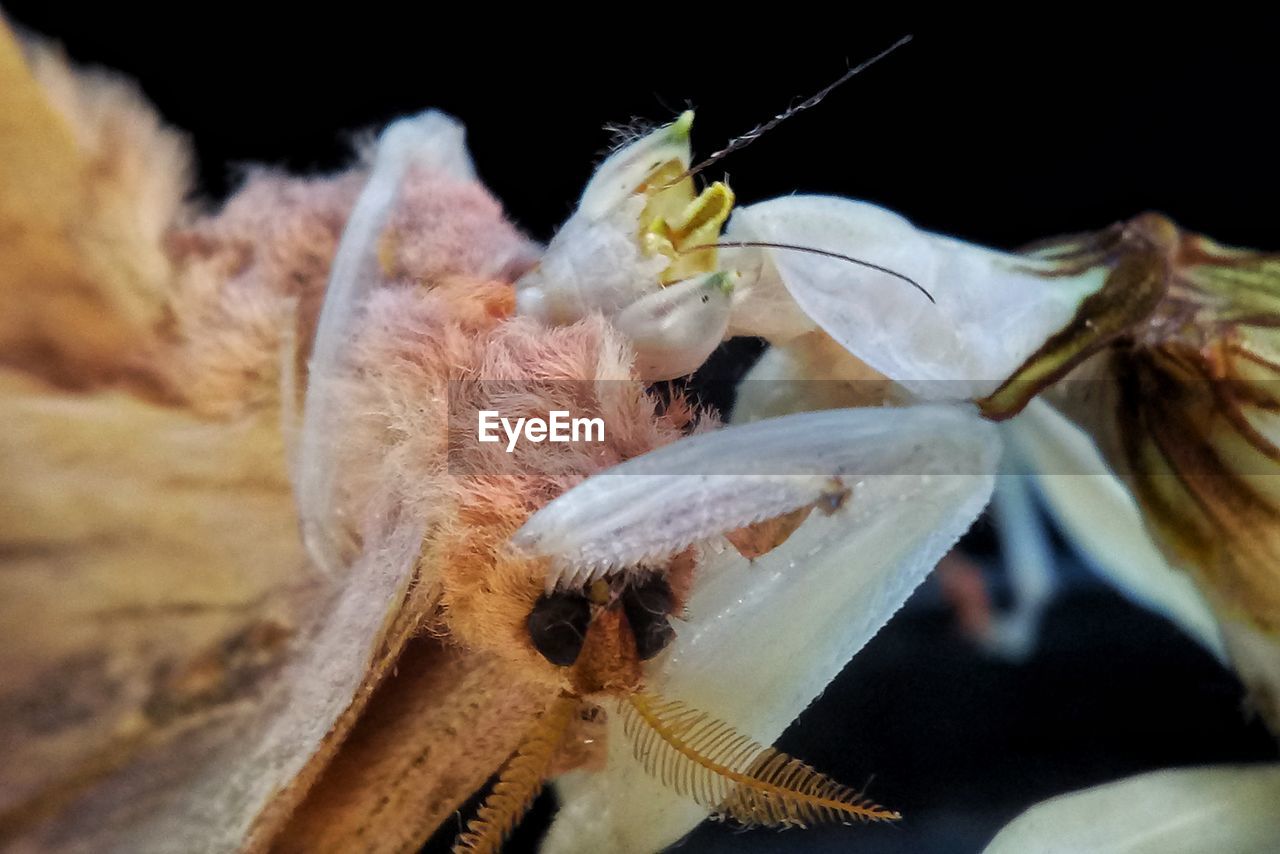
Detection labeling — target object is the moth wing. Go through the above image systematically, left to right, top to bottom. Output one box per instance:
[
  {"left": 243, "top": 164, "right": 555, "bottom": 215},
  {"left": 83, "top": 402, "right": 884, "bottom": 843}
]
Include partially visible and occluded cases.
[
  {"left": 0, "top": 32, "right": 472, "bottom": 848},
  {"left": 0, "top": 34, "right": 339, "bottom": 850},
  {"left": 294, "top": 109, "right": 475, "bottom": 577},
  {"left": 727, "top": 195, "right": 1108, "bottom": 400},
  {"left": 0, "top": 377, "right": 321, "bottom": 850},
  {"left": 527, "top": 404, "right": 1000, "bottom": 853},
  {"left": 10, "top": 509, "right": 427, "bottom": 853}
]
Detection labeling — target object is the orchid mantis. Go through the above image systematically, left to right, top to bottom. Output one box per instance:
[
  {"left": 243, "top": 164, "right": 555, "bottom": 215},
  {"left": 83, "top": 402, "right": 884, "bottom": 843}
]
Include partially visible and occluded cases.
[{"left": 506, "top": 114, "right": 1280, "bottom": 850}]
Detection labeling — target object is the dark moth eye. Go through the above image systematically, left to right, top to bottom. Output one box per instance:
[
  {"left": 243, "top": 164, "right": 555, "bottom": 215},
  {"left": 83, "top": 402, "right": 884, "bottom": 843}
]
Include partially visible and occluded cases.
[
  {"left": 623, "top": 576, "right": 676, "bottom": 661},
  {"left": 527, "top": 592, "right": 591, "bottom": 666}
]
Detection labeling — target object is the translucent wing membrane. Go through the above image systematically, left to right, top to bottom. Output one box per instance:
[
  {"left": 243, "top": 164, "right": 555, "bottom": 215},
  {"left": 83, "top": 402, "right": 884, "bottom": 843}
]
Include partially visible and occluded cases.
[
  {"left": 1005, "top": 400, "right": 1223, "bottom": 656},
  {"left": 983, "top": 764, "right": 1280, "bottom": 854}
]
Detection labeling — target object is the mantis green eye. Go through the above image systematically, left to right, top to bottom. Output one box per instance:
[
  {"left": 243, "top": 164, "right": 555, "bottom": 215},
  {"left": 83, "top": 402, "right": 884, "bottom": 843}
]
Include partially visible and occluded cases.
[{"left": 512, "top": 110, "right": 738, "bottom": 382}]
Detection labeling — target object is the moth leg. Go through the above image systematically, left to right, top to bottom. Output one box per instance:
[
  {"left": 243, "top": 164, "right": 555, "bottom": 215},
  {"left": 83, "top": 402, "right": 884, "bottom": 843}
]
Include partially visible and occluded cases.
[{"left": 722, "top": 479, "right": 849, "bottom": 560}]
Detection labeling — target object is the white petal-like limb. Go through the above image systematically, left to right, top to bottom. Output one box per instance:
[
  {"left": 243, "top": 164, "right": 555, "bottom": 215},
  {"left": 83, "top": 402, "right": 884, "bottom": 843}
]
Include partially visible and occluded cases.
[
  {"left": 294, "top": 110, "right": 473, "bottom": 576},
  {"left": 727, "top": 196, "right": 1108, "bottom": 401},
  {"left": 612, "top": 271, "right": 734, "bottom": 382},
  {"left": 1005, "top": 400, "right": 1224, "bottom": 657},
  {"left": 513, "top": 404, "right": 995, "bottom": 587},
  {"left": 533, "top": 405, "right": 1001, "bottom": 853},
  {"left": 978, "top": 460, "right": 1057, "bottom": 660},
  {"left": 982, "top": 764, "right": 1280, "bottom": 854}
]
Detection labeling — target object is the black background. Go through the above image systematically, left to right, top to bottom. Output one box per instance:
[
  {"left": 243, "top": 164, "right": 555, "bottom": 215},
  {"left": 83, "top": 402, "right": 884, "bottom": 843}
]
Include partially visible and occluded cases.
[{"left": 8, "top": 7, "right": 1279, "bottom": 852}]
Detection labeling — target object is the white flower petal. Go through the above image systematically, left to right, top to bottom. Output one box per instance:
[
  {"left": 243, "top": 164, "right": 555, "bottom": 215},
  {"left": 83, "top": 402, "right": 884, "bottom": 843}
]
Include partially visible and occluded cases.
[
  {"left": 539, "top": 405, "right": 1000, "bottom": 853},
  {"left": 979, "top": 461, "right": 1057, "bottom": 660},
  {"left": 982, "top": 764, "right": 1280, "bottom": 854}
]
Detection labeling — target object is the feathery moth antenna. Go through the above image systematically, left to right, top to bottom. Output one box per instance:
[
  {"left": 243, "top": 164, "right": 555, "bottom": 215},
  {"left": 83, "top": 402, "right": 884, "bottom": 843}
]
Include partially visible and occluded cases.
[
  {"left": 671, "top": 34, "right": 914, "bottom": 186},
  {"left": 691, "top": 239, "right": 935, "bottom": 302},
  {"left": 620, "top": 692, "right": 902, "bottom": 827},
  {"left": 453, "top": 695, "right": 578, "bottom": 854}
]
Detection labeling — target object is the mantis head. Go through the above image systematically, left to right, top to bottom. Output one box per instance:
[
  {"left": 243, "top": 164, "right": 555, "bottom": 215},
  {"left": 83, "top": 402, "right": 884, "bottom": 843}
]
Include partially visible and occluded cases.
[{"left": 515, "top": 112, "right": 738, "bottom": 381}]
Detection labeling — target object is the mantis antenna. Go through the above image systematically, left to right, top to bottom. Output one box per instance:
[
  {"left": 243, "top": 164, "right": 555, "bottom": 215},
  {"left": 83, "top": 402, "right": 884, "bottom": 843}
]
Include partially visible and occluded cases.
[
  {"left": 674, "top": 34, "right": 914, "bottom": 186},
  {"left": 687, "top": 239, "right": 936, "bottom": 303}
]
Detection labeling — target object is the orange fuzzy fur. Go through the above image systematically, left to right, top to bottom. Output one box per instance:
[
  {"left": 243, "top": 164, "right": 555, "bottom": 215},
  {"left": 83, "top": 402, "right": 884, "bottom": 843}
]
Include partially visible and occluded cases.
[{"left": 336, "top": 282, "right": 705, "bottom": 688}]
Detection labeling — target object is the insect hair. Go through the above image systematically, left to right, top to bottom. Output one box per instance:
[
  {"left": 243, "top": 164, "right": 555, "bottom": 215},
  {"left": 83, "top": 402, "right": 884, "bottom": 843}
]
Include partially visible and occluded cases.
[
  {"left": 674, "top": 34, "right": 914, "bottom": 186},
  {"left": 603, "top": 116, "right": 662, "bottom": 150},
  {"left": 688, "top": 240, "right": 935, "bottom": 303}
]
